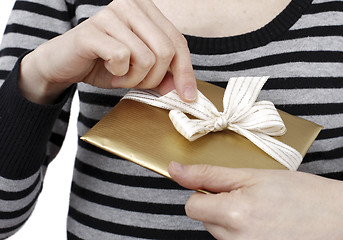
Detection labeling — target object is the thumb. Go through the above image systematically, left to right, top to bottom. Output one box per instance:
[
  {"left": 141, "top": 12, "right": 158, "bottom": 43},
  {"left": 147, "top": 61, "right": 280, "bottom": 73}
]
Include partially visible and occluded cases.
[{"left": 168, "top": 161, "right": 256, "bottom": 193}]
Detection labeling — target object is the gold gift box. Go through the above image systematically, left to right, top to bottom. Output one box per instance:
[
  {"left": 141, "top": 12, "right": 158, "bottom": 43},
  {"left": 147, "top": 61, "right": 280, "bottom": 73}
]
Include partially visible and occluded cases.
[{"left": 81, "top": 80, "right": 322, "bottom": 180}]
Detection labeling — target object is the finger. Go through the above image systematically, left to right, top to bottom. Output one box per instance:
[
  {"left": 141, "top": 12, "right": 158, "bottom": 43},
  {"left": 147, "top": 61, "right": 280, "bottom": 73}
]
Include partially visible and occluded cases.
[
  {"left": 125, "top": 0, "right": 197, "bottom": 101},
  {"left": 105, "top": 4, "right": 174, "bottom": 89},
  {"left": 91, "top": 7, "right": 155, "bottom": 88},
  {"left": 122, "top": 7, "right": 175, "bottom": 89},
  {"left": 73, "top": 20, "right": 131, "bottom": 76},
  {"left": 67, "top": 26, "right": 131, "bottom": 87},
  {"left": 169, "top": 38, "right": 197, "bottom": 102},
  {"left": 134, "top": 41, "right": 174, "bottom": 89},
  {"left": 101, "top": 44, "right": 130, "bottom": 77},
  {"left": 103, "top": 47, "right": 130, "bottom": 77},
  {"left": 84, "top": 59, "right": 118, "bottom": 89},
  {"left": 111, "top": 63, "right": 155, "bottom": 89},
  {"left": 152, "top": 71, "right": 175, "bottom": 95},
  {"left": 168, "top": 161, "right": 256, "bottom": 193},
  {"left": 185, "top": 191, "right": 243, "bottom": 229},
  {"left": 185, "top": 192, "right": 227, "bottom": 224},
  {"left": 203, "top": 222, "right": 233, "bottom": 240}
]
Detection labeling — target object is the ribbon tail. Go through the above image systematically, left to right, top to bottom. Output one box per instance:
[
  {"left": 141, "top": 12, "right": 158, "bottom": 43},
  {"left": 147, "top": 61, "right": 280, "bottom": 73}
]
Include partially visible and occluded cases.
[
  {"left": 123, "top": 89, "right": 170, "bottom": 109},
  {"left": 124, "top": 89, "right": 219, "bottom": 121},
  {"left": 231, "top": 126, "right": 303, "bottom": 170}
]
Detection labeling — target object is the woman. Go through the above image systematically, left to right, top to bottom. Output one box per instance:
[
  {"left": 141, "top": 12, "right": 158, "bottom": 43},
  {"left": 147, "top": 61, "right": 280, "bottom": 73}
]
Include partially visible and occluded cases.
[{"left": 0, "top": 0, "right": 342, "bottom": 239}]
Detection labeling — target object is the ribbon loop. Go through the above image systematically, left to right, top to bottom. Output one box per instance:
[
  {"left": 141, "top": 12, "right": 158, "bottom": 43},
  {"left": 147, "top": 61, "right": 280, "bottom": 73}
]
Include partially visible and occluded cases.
[{"left": 123, "top": 77, "right": 303, "bottom": 170}]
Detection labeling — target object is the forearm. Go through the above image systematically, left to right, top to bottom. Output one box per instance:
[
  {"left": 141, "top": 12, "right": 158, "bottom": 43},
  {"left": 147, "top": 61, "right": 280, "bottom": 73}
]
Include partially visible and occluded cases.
[
  {"left": 0, "top": 1, "right": 76, "bottom": 238},
  {"left": 19, "top": 49, "right": 72, "bottom": 105},
  {"left": 0, "top": 55, "right": 75, "bottom": 180},
  {"left": 0, "top": 55, "right": 75, "bottom": 238}
]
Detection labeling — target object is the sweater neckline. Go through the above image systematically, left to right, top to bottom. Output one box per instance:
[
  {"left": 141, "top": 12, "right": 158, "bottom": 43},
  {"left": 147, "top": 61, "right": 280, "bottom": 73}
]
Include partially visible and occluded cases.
[{"left": 184, "top": 0, "right": 313, "bottom": 55}]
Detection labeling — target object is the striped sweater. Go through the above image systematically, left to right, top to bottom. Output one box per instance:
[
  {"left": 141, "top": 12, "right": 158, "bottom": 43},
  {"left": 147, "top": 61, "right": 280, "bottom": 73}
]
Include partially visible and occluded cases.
[{"left": 0, "top": 0, "right": 342, "bottom": 239}]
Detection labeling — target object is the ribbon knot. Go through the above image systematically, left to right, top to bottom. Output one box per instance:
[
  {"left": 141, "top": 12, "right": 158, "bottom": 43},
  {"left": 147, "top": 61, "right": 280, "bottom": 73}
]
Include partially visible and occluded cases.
[
  {"left": 123, "top": 76, "right": 303, "bottom": 171},
  {"left": 213, "top": 113, "right": 229, "bottom": 132}
]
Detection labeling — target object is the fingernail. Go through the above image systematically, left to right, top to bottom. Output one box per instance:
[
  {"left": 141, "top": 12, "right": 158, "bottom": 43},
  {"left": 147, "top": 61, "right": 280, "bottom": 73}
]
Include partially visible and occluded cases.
[{"left": 183, "top": 85, "right": 197, "bottom": 102}]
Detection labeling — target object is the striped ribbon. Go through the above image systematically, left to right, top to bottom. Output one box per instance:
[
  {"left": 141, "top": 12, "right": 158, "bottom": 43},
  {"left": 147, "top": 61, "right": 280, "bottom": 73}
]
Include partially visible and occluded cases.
[{"left": 123, "top": 76, "right": 302, "bottom": 170}]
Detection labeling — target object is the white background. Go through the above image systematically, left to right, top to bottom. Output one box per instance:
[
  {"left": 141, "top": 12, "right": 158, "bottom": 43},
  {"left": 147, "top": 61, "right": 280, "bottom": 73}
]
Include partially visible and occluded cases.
[{"left": 1, "top": 1, "right": 78, "bottom": 239}]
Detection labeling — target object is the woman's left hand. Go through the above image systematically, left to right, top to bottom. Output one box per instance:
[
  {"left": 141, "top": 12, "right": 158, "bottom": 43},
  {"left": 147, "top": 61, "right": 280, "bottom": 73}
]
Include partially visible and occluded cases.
[{"left": 168, "top": 162, "right": 343, "bottom": 240}]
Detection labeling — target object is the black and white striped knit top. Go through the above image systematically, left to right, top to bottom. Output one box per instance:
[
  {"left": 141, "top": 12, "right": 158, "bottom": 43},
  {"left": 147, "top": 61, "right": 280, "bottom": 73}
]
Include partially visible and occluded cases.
[{"left": 0, "top": 0, "right": 342, "bottom": 239}]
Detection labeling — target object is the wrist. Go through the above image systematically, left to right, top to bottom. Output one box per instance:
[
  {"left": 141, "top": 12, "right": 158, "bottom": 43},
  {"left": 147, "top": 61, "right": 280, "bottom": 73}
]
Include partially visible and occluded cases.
[{"left": 19, "top": 50, "right": 71, "bottom": 105}]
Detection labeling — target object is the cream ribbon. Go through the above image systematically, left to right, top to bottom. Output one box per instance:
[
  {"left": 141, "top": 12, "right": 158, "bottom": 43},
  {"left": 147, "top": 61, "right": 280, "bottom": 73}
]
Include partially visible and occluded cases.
[{"left": 123, "top": 76, "right": 303, "bottom": 170}]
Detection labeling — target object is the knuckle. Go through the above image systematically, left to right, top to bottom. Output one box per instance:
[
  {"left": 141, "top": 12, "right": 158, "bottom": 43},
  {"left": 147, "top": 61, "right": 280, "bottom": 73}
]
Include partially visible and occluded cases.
[
  {"left": 111, "top": 0, "right": 136, "bottom": 14},
  {"left": 116, "top": 0, "right": 132, "bottom": 6},
  {"left": 91, "top": 7, "right": 111, "bottom": 25},
  {"left": 73, "top": 26, "right": 91, "bottom": 49},
  {"left": 173, "top": 34, "right": 189, "bottom": 48},
  {"left": 156, "top": 44, "right": 175, "bottom": 62},
  {"left": 113, "top": 48, "right": 130, "bottom": 64},
  {"left": 136, "top": 52, "right": 156, "bottom": 71},
  {"left": 196, "top": 164, "right": 214, "bottom": 178},
  {"left": 190, "top": 165, "right": 219, "bottom": 188},
  {"left": 222, "top": 194, "right": 250, "bottom": 230},
  {"left": 225, "top": 210, "right": 244, "bottom": 229}
]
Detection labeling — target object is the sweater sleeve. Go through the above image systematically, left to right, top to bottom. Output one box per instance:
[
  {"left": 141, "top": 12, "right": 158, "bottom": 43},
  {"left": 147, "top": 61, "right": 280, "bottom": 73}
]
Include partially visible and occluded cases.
[
  {"left": 0, "top": 0, "right": 75, "bottom": 238},
  {"left": 0, "top": 55, "right": 75, "bottom": 179},
  {"left": 0, "top": 56, "right": 75, "bottom": 239}
]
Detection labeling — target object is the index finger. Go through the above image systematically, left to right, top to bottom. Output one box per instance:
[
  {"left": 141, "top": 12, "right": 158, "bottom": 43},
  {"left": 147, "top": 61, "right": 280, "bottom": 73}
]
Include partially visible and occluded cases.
[
  {"left": 136, "top": 0, "right": 197, "bottom": 102},
  {"left": 169, "top": 34, "right": 198, "bottom": 102},
  {"left": 185, "top": 191, "right": 235, "bottom": 227}
]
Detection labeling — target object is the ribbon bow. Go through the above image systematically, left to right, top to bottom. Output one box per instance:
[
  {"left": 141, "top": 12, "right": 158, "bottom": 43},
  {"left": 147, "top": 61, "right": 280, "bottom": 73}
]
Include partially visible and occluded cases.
[{"left": 123, "top": 76, "right": 302, "bottom": 170}]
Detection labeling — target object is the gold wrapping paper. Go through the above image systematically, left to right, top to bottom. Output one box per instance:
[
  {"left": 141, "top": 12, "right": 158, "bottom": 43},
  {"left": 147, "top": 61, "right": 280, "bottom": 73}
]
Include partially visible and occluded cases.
[{"left": 81, "top": 80, "right": 322, "bottom": 180}]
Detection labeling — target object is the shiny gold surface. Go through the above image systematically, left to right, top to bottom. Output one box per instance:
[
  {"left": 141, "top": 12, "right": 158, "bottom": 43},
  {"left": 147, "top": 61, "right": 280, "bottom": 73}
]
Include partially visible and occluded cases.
[{"left": 81, "top": 80, "right": 322, "bottom": 180}]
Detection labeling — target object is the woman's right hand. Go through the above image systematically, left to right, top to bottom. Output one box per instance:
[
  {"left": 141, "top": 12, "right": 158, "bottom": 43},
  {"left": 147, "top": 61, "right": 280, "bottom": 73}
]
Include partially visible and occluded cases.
[{"left": 19, "top": 0, "right": 197, "bottom": 104}]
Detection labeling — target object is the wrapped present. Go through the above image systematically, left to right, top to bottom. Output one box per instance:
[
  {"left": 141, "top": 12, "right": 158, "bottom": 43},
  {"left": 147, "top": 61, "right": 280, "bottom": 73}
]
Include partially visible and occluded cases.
[{"left": 81, "top": 77, "right": 322, "bottom": 180}]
